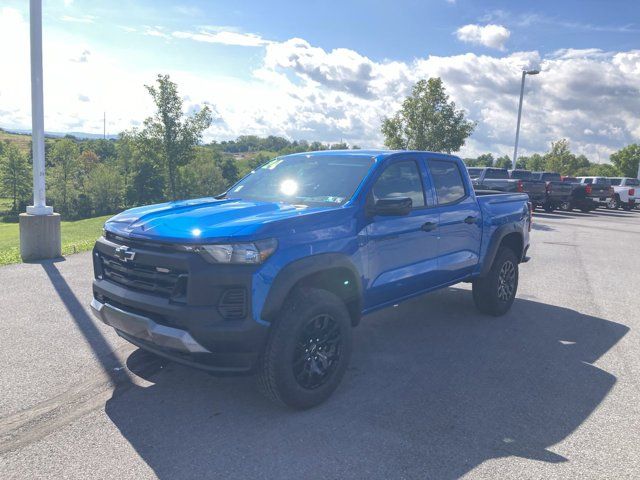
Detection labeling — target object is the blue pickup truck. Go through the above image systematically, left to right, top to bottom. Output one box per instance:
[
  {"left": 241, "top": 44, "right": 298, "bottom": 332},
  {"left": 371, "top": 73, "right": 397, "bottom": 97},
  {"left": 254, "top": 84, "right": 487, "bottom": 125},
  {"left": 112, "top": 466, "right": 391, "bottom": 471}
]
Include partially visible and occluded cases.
[{"left": 91, "top": 150, "right": 531, "bottom": 408}]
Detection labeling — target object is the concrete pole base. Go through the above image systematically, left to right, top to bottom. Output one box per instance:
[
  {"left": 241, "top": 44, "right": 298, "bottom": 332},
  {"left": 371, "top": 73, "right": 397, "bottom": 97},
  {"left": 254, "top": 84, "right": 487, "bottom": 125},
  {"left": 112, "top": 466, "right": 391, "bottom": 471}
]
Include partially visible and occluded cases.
[{"left": 19, "top": 213, "right": 62, "bottom": 262}]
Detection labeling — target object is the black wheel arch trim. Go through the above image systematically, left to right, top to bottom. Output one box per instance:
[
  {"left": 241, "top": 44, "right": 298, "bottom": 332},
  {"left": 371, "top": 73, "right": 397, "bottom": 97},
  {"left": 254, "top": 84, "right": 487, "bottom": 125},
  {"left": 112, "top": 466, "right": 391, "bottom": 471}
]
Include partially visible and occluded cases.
[
  {"left": 479, "top": 223, "right": 526, "bottom": 277},
  {"left": 261, "top": 253, "right": 363, "bottom": 323}
]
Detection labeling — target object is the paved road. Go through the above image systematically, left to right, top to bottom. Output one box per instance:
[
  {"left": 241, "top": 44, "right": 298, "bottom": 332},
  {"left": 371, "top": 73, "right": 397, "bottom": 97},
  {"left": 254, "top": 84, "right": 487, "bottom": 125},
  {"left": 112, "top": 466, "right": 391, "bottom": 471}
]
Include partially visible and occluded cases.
[{"left": 1, "top": 208, "right": 639, "bottom": 479}]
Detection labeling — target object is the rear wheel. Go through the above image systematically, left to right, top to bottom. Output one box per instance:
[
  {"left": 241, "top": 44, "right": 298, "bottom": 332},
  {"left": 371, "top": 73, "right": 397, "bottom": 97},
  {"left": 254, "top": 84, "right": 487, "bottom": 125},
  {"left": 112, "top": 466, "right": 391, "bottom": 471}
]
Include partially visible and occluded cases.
[
  {"left": 607, "top": 196, "right": 620, "bottom": 209},
  {"left": 543, "top": 202, "right": 554, "bottom": 213},
  {"left": 472, "top": 247, "right": 519, "bottom": 316},
  {"left": 258, "top": 288, "right": 352, "bottom": 409}
]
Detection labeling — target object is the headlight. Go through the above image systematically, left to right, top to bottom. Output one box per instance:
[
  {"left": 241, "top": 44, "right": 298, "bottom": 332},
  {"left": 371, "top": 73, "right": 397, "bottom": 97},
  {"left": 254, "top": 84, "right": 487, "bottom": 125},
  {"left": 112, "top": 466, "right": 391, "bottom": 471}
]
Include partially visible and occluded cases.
[{"left": 192, "top": 238, "right": 278, "bottom": 264}]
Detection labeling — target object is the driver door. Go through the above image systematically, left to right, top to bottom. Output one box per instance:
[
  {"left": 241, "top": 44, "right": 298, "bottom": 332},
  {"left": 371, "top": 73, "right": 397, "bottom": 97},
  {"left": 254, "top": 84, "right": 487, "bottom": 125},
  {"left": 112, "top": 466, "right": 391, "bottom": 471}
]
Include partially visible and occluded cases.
[{"left": 364, "top": 158, "right": 440, "bottom": 309}]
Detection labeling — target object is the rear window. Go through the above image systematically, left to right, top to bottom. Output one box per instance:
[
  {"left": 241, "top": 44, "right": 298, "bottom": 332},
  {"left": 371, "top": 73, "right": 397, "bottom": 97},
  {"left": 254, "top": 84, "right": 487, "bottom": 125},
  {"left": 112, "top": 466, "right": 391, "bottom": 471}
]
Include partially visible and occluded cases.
[
  {"left": 428, "top": 160, "right": 467, "bottom": 205},
  {"left": 466, "top": 167, "right": 482, "bottom": 179},
  {"left": 484, "top": 168, "right": 509, "bottom": 179},
  {"left": 510, "top": 170, "right": 533, "bottom": 180},
  {"left": 541, "top": 173, "right": 561, "bottom": 181},
  {"left": 563, "top": 177, "right": 578, "bottom": 182},
  {"left": 593, "top": 178, "right": 611, "bottom": 185},
  {"left": 610, "top": 178, "right": 621, "bottom": 186},
  {"left": 625, "top": 178, "right": 640, "bottom": 186}
]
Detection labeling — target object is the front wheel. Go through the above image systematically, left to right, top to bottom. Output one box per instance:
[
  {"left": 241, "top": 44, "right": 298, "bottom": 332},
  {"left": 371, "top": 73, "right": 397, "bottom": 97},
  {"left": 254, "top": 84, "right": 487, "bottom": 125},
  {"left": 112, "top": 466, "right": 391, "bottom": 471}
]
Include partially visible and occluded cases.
[
  {"left": 472, "top": 247, "right": 519, "bottom": 316},
  {"left": 258, "top": 288, "right": 353, "bottom": 409}
]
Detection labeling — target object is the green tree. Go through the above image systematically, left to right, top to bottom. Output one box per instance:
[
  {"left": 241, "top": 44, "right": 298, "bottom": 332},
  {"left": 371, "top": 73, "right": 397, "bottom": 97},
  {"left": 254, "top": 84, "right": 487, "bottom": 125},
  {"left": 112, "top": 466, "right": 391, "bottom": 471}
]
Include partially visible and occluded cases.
[
  {"left": 143, "top": 74, "right": 213, "bottom": 199},
  {"left": 381, "top": 78, "right": 475, "bottom": 153},
  {"left": 49, "top": 138, "right": 80, "bottom": 216},
  {"left": 544, "top": 139, "right": 575, "bottom": 174},
  {"left": 0, "top": 143, "right": 31, "bottom": 212},
  {"left": 610, "top": 144, "right": 640, "bottom": 178},
  {"left": 178, "top": 153, "right": 226, "bottom": 199},
  {"left": 476, "top": 153, "right": 494, "bottom": 167},
  {"left": 526, "top": 153, "right": 546, "bottom": 172},
  {"left": 495, "top": 155, "right": 512, "bottom": 169},
  {"left": 219, "top": 157, "right": 240, "bottom": 187},
  {"left": 87, "top": 163, "right": 123, "bottom": 215},
  {"left": 588, "top": 163, "right": 619, "bottom": 177}
]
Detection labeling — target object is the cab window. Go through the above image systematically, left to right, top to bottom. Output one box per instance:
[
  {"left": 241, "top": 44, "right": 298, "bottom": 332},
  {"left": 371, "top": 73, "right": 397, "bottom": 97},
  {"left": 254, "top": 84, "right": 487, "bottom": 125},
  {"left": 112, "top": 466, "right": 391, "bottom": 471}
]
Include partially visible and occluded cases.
[
  {"left": 371, "top": 160, "right": 425, "bottom": 208},
  {"left": 428, "top": 160, "right": 467, "bottom": 205}
]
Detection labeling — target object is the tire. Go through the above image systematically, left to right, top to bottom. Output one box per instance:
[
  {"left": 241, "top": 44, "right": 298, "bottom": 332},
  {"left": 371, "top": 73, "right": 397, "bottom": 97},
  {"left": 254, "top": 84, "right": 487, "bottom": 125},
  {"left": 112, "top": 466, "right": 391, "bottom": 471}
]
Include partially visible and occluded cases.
[
  {"left": 607, "top": 196, "right": 620, "bottom": 209},
  {"left": 560, "top": 201, "right": 571, "bottom": 211},
  {"left": 543, "top": 202, "right": 554, "bottom": 213},
  {"left": 622, "top": 204, "right": 632, "bottom": 211},
  {"left": 580, "top": 206, "right": 590, "bottom": 213},
  {"left": 472, "top": 247, "right": 519, "bottom": 316},
  {"left": 258, "top": 287, "right": 353, "bottom": 409}
]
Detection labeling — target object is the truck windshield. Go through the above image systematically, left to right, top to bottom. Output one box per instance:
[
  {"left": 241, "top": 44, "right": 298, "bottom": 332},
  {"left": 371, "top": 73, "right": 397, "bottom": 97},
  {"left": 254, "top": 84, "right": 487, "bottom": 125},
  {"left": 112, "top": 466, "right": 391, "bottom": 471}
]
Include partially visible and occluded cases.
[
  {"left": 227, "top": 155, "right": 375, "bottom": 206},
  {"left": 467, "top": 168, "right": 482, "bottom": 179},
  {"left": 484, "top": 168, "right": 509, "bottom": 179},
  {"left": 510, "top": 170, "right": 533, "bottom": 180}
]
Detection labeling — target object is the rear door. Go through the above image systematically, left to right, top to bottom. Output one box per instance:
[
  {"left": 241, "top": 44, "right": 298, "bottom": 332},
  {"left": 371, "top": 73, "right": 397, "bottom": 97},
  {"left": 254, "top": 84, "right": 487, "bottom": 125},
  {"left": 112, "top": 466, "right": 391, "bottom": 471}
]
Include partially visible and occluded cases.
[
  {"left": 364, "top": 157, "right": 440, "bottom": 308},
  {"left": 426, "top": 158, "right": 482, "bottom": 283}
]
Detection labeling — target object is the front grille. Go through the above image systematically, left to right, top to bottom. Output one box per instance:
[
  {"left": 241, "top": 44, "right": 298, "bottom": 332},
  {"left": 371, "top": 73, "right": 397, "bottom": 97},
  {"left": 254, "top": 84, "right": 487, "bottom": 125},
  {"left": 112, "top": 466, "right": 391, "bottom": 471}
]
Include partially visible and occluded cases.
[
  {"left": 99, "top": 254, "right": 188, "bottom": 301},
  {"left": 218, "top": 288, "right": 247, "bottom": 319}
]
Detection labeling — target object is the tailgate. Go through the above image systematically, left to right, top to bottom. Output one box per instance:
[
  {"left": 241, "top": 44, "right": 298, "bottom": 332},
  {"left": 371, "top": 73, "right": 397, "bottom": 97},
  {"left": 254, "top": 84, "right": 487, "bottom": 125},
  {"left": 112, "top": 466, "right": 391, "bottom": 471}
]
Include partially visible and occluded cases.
[{"left": 523, "top": 181, "right": 546, "bottom": 195}]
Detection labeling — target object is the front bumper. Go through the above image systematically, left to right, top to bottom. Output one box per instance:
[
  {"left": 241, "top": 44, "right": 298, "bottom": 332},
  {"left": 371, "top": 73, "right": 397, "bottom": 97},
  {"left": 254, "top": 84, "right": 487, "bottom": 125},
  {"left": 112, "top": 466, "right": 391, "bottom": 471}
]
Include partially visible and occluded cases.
[
  {"left": 91, "top": 236, "right": 270, "bottom": 374},
  {"left": 91, "top": 298, "right": 210, "bottom": 353}
]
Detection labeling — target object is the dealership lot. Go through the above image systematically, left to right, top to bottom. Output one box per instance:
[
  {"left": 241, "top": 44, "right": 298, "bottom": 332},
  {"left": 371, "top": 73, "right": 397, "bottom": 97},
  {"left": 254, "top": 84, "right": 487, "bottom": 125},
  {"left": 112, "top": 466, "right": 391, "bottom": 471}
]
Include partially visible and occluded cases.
[{"left": 1, "top": 209, "right": 639, "bottom": 479}]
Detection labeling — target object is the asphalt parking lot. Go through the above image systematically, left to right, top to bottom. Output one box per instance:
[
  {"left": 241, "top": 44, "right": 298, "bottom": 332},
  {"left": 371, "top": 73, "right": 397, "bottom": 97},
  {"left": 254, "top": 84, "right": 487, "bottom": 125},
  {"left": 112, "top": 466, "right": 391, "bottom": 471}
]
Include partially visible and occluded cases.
[{"left": 1, "top": 208, "right": 639, "bottom": 479}]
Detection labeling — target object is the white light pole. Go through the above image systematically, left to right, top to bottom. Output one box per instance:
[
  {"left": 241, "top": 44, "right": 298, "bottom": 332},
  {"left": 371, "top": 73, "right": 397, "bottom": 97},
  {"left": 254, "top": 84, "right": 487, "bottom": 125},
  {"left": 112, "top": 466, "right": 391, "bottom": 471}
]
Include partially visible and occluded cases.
[
  {"left": 19, "top": 0, "right": 60, "bottom": 261},
  {"left": 27, "top": 0, "right": 52, "bottom": 215},
  {"left": 513, "top": 69, "right": 540, "bottom": 166}
]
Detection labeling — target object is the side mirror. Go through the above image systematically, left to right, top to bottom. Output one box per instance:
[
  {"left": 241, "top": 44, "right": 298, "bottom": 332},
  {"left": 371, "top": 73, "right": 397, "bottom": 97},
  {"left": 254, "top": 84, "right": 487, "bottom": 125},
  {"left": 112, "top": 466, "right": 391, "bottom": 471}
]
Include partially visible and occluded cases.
[{"left": 371, "top": 197, "right": 412, "bottom": 216}]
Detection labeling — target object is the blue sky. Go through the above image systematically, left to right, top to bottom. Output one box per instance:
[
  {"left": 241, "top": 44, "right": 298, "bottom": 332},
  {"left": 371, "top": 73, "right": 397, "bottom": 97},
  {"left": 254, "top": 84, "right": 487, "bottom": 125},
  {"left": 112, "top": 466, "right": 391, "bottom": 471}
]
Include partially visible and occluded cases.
[{"left": 1, "top": 0, "right": 639, "bottom": 160}]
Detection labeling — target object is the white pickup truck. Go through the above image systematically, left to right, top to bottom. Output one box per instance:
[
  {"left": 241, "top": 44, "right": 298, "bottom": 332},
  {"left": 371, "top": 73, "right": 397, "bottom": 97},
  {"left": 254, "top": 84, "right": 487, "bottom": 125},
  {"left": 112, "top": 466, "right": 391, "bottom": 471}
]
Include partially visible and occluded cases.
[{"left": 608, "top": 177, "right": 638, "bottom": 210}]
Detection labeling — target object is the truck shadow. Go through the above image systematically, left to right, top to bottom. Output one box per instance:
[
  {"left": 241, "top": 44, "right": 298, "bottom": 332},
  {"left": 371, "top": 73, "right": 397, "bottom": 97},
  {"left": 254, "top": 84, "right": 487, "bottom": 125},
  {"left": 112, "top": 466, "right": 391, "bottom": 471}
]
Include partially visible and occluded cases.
[{"left": 104, "top": 287, "right": 628, "bottom": 480}]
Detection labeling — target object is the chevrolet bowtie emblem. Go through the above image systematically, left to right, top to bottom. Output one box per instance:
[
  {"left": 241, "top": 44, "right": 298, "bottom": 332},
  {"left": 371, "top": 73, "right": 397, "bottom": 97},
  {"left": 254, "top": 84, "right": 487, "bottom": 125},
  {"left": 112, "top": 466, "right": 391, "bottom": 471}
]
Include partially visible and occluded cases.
[{"left": 114, "top": 246, "right": 136, "bottom": 262}]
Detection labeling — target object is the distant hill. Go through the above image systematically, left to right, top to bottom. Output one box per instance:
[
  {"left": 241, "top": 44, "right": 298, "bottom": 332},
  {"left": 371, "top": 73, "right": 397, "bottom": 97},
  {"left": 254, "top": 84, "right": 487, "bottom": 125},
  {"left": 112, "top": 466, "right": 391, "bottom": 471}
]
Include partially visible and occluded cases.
[{"left": 3, "top": 128, "right": 118, "bottom": 140}]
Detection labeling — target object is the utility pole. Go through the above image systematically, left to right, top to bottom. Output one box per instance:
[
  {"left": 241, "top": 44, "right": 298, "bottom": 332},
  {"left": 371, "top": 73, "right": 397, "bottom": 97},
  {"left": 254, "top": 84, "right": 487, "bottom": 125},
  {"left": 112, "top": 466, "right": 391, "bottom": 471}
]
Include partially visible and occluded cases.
[
  {"left": 19, "top": 0, "right": 61, "bottom": 261},
  {"left": 513, "top": 69, "right": 540, "bottom": 166},
  {"left": 103, "top": 112, "right": 106, "bottom": 139}
]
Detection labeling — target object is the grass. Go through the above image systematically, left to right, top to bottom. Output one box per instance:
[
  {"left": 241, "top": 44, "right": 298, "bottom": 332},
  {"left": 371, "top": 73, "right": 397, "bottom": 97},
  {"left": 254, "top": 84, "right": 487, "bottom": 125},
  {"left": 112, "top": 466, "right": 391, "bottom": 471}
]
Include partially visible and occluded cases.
[
  {"left": 0, "top": 130, "right": 32, "bottom": 155},
  {"left": 0, "top": 214, "right": 111, "bottom": 266}
]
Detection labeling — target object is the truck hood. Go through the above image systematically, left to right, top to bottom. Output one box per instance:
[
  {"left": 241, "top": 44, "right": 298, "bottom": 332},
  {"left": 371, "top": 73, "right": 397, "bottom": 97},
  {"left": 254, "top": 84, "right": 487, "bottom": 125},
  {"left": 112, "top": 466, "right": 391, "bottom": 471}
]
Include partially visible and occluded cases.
[{"left": 104, "top": 197, "right": 331, "bottom": 243}]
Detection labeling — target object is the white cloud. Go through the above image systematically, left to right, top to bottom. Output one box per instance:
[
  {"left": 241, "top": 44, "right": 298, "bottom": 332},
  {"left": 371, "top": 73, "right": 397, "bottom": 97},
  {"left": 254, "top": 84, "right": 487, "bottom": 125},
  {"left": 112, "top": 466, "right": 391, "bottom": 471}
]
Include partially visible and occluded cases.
[
  {"left": 2, "top": 7, "right": 639, "bottom": 162},
  {"left": 60, "top": 15, "right": 95, "bottom": 24},
  {"left": 456, "top": 24, "right": 511, "bottom": 51},
  {"left": 172, "top": 29, "right": 272, "bottom": 47}
]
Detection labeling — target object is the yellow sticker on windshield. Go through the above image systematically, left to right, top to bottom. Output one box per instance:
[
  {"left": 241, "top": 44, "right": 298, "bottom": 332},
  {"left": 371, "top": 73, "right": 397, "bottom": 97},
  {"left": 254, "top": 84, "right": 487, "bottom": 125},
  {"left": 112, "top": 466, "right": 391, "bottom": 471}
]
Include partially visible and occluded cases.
[{"left": 263, "top": 159, "right": 283, "bottom": 170}]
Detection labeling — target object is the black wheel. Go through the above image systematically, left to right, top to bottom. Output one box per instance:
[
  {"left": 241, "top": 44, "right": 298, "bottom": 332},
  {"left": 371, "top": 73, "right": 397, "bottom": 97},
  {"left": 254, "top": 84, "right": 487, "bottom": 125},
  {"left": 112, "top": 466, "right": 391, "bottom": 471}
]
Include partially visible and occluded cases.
[
  {"left": 607, "top": 196, "right": 619, "bottom": 209},
  {"left": 560, "top": 201, "right": 572, "bottom": 211},
  {"left": 543, "top": 203, "right": 554, "bottom": 213},
  {"left": 622, "top": 204, "right": 632, "bottom": 211},
  {"left": 580, "top": 206, "right": 590, "bottom": 213},
  {"left": 472, "top": 247, "right": 519, "bottom": 316},
  {"left": 258, "top": 288, "right": 352, "bottom": 409}
]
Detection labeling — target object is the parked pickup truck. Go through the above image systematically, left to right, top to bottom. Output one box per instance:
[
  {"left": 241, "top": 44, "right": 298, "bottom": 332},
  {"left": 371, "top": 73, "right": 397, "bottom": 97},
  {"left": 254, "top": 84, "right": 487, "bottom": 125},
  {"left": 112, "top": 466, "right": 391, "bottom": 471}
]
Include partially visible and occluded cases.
[
  {"left": 91, "top": 150, "right": 531, "bottom": 409},
  {"left": 467, "top": 167, "right": 545, "bottom": 206},
  {"left": 508, "top": 170, "right": 547, "bottom": 207},
  {"left": 531, "top": 172, "right": 573, "bottom": 212},
  {"left": 561, "top": 176, "right": 597, "bottom": 212},
  {"left": 576, "top": 177, "right": 612, "bottom": 208},
  {"left": 608, "top": 177, "right": 637, "bottom": 210}
]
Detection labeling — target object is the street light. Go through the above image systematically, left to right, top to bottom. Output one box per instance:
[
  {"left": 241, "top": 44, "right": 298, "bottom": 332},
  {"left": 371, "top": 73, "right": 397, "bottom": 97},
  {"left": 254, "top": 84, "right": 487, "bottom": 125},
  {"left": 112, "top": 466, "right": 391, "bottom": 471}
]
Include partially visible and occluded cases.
[
  {"left": 19, "top": 0, "right": 61, "bottom": 261},
  {"left": 512, "top": 69, "right": 540, "bottom": 166}
]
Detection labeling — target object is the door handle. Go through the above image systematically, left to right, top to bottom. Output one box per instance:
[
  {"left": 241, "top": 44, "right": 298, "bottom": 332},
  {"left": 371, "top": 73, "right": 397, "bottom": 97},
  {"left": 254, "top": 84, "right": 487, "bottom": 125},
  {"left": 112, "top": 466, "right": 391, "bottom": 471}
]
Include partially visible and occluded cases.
[
  {"left": 464, "top": 216, "right": 477, "bottom": 224},
  {"left": 421, "top": 221, "right": 437, "bottom": 232}
]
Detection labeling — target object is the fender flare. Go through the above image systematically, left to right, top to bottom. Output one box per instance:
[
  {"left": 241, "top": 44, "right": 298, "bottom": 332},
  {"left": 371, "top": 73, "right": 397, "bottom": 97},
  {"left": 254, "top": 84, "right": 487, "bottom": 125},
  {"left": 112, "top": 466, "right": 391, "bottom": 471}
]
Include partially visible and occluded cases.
[
  {"left": 479, "top": 224, "right": 524, "bottom": 277},
  {"left": 261, "top": 253, "right": 363, "bottom": 321}
]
